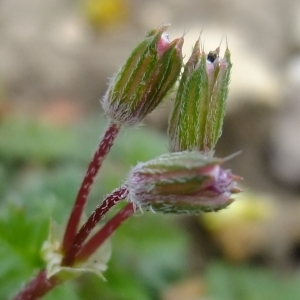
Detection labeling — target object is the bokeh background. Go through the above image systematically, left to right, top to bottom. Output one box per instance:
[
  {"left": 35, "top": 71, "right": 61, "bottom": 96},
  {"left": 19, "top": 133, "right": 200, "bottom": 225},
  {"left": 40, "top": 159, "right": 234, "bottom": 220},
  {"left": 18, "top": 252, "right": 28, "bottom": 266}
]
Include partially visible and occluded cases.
[{"left": 1, "top": 0, "right": 300, "bottom": 299}]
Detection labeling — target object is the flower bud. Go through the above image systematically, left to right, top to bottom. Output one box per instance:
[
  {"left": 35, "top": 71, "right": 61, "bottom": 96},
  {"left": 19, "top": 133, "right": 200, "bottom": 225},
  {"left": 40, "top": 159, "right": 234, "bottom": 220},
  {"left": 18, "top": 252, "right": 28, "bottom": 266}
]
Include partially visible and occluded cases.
[
  {"left": 102, "top": 25, "right": 183, "bottom": 126},
  {"left": 168, "top": 40, "right": 232, "bottom": 153},
  {"left": 127, "top": 151, "right": 241, "bottom": 214}
]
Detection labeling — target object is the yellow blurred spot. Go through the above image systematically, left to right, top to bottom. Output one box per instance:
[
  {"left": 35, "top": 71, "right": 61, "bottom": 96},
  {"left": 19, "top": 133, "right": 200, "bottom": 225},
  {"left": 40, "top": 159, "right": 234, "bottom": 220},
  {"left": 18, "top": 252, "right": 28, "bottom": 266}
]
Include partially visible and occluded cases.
[
  {"left": 83, "top": 0, "right": 128, "bottom": 29},
  {"left": 202, "top": 192, "right": 277, "bottom": 262},
  {"left": 203, "top": 192, "right": 275, "bottom": 232}
]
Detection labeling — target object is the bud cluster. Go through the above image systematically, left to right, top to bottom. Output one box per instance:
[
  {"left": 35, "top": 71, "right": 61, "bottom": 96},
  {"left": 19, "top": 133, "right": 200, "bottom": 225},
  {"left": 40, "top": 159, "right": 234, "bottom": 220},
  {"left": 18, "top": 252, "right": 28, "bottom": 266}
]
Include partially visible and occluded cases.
[{"left": 102, "top": 25, "right": 239, "bottom": 214}]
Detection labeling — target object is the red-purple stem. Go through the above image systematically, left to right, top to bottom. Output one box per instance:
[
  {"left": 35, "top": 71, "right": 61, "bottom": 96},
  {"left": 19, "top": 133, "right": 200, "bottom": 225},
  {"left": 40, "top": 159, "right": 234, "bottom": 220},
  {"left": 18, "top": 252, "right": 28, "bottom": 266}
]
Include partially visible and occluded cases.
[
  {"left": 62, "top": 122, "right": 120, "bottom": 251},
  {"left": 62, "top": 187, "right": 129, "bottom": 266},
  {"left": 77, "top": 203, "right": 135, "bottom": 262},
  {"left": 13, "top": 270, "right": 61, "bottom": 300}
]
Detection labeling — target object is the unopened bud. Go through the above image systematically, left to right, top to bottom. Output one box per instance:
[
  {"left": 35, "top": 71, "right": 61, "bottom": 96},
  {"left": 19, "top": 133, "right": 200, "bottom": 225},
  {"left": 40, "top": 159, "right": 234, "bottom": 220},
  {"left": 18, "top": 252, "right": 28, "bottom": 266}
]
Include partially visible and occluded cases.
[
  {"left": 102, "top": 25, "right": 183, "bottom": 126},
  {"left": 168, "top": 40, "right": 232, "bottom": 153},
  {"left": 127, "top": 151, "right": 241, "bottom": 214}
]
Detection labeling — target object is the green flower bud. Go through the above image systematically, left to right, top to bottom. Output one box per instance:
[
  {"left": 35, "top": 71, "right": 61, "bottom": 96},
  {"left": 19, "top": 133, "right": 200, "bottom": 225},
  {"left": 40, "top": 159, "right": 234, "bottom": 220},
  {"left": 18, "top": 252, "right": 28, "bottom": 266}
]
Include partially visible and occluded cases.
[
  {"left": 102, "top": 25, "right": 183, "bottom": 126},
  {"left": 168, "top": 41, "right": 232, "bottom": 153},
  {"left": 127, "top": 151, "right": 241, "bottom": 214}
]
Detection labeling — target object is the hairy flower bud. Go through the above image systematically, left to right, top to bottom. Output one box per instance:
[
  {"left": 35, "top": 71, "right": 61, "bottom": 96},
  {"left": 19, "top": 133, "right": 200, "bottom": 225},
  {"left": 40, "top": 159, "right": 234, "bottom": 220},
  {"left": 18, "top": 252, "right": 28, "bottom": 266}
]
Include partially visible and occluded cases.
[
  {"left": 102, "top": 25, "right": 183, "bottom": 126},
  {"left": 168, "top": 40, "right": 232, "bottom": 153},
  {"left": 127, "top": 151, "right": 241, "bottom": 214}
]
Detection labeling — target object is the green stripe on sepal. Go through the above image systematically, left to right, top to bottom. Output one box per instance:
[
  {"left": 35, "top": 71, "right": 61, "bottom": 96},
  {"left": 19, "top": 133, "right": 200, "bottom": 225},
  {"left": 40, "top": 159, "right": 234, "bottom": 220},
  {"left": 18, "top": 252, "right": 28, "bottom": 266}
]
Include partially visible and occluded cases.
[
  {"left": 112, "top": 25, "right": 167, "bottom": 100},
  {"left": 136, "top": 38, "right": 184, "bottom": 117},
  {"left": 168, "top": 40, "right": 201, "bottom": 152},
  {"left": 168, "top": 41, "right": 232, "bottom": 154},
  {"left": 169, "top": 45, "right": 210, "bottom": 152},
  {"left": 204, "top": 48, "right": 232, "bottom": 150}
]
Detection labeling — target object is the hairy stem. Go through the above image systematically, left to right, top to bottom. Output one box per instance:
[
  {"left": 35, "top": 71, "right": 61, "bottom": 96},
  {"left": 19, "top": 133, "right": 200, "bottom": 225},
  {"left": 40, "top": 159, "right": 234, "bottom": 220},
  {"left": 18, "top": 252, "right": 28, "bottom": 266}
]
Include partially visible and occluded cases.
[
  {"left": 63, "top": 122, "right": 120, "bottom": 251},
  {"left": 62, "top": 187, "right": 129, "bottom": 266},
  {"left": 77, "top": 203, "right": 135, "bottom": 262},
  {"left": 13, "top": 270, "right": 61, "bottom": 300}
]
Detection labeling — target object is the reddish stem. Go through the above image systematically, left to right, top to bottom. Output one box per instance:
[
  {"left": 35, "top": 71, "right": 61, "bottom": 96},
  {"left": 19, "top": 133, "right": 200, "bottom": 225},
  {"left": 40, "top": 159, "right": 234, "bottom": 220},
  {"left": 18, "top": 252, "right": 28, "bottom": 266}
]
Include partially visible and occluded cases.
[
  {"left": 63, "top": 122, "right": 120, "bottom": 251},
  {"left": 62, "top": 187, "right": 129, "bottom": 266},
  {"left": 77, "top": 203, "right": 134, "bottom": 262},
  {"left": 13, "top": 270, "right": 61, "bottom": 300}
]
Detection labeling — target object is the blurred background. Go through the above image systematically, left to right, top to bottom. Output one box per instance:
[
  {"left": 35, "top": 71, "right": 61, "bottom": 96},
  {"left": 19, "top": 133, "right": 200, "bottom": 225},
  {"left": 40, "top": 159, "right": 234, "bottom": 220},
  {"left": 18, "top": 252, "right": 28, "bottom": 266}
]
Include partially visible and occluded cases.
[{"left": 1, "top": 0, "right": 300, "bottom": 299}]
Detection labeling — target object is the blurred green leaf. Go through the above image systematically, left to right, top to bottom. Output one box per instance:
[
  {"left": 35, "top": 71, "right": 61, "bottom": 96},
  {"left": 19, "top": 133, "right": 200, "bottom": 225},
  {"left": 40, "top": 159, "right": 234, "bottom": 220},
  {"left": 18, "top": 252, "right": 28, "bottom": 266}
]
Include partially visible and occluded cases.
[
  {"left": 0, "top": 118, "right": 80, "bottom": 165},
  {"left": 0, "top": 201, "right": 48, "bottom": 299},
  {"left": 206, "top": 260, "right": 300, "bottom": 300}
]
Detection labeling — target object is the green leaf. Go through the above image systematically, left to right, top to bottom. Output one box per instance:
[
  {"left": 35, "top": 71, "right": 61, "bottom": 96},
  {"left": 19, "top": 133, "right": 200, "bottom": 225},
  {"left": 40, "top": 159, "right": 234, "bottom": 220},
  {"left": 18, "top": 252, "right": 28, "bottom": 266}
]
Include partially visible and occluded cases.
[{"left": 206, "top": 260, "right": 300, "bottom": 300}]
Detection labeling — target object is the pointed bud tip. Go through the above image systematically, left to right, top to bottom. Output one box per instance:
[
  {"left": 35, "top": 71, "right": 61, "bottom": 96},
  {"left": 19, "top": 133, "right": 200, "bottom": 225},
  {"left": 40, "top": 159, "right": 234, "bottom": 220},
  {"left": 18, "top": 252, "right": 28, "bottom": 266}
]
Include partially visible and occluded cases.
[
  {"left": 161, "top": 23, "right": 171, "bottom": 30},
  {"left": 148, "top": 24, "right": 170, "bottom": 36},
  {"left": 157, "top": 28, "right": 184, "bottom": 57},
  {"left": 157, "top": 31, "right": 171, "bottom": 56},
  {"left": 175, "top": 37, "right": 184, "bottom": 54},
  {"left": 194, "top": 38, "right": 201, "bottom": 47},
  {"left": 192, "top": 39, "right": 201, "bottom": 56},
  {"left": 223, "top": 46, "right": 231, "bottom": 62},
  {"left": 231, "top": 174, "right": 243, "bottom": 182},
  {"left": 231, "top": 187, "right": 242, "bottom": 194}
]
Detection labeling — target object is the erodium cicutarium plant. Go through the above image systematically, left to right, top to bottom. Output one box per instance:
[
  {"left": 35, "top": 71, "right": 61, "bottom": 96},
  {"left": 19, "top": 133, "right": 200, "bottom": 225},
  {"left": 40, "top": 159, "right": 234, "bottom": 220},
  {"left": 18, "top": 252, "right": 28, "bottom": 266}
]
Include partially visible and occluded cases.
[{"left": 14, "top": 24, "right": 241, "bottom": 300}]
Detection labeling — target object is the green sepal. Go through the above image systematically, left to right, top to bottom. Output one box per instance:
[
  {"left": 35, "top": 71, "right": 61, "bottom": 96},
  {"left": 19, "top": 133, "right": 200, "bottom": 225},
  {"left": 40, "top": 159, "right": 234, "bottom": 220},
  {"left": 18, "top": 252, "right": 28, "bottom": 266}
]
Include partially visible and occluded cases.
[
  {"left": 168, "top": 40, "right": 201, "bottom": 151},
  {"left": 168, "top": 42, "right": 232, "bottom": 154},
  {"left": 205, "top": 48, "right": 232, "bottom": 149},
  {"left": 169, "top": 50, "right": 209, "bottom": 152},
  {"left": 41, "top": 220, "right": 111, "bottom": 281}
]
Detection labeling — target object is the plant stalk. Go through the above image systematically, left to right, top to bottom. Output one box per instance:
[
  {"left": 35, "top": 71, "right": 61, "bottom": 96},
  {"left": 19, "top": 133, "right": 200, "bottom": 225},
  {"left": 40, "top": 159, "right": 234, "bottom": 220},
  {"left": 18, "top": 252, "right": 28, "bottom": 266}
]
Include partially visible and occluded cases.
[
  {"left": 62, "top": 121, "right": 120, "bottom": 251},
  {"left": 62, "top": 187, "right": 129, "bottom": 266},
  {"left": 77, "top": 203, "right": 135, "bottom": 262},
  {"left": 13, "top": 270, "right": 61, "bottom": 300}
]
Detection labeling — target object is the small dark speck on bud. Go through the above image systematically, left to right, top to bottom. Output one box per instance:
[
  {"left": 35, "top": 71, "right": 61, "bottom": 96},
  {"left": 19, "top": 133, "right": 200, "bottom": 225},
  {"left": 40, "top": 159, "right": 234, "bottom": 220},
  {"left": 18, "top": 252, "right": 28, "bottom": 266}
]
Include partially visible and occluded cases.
[{"left": 207, "top": 51, "right": 218, "bottom": 63}]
